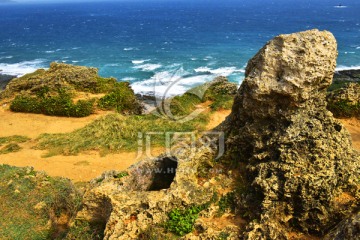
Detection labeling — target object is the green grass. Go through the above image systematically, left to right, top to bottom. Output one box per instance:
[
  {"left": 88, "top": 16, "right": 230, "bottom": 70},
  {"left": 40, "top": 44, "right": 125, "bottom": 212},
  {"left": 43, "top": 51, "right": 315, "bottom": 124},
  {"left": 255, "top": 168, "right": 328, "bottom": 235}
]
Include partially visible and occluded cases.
[
  {"left": 98, "top": 82, "right": 142, "bottom": 114},
  {"left": 10, "top": 89, "right": 95, "bottom": 118},
  {"left": 327, "top": 99, "right": 360, "bottom": 118},
  {"left": 36, "top": 113, "right": 209, "bottom": 157},
  {"left": 0, "top": 135, "right": 30, "bottom": 154},
  {"left": 0, "top": 135, "right": 30, "bottom": 145},
  {"left": 0, "top": 165, "right": 82, "bottom": 240},
  {"left": 164, "top": 205, "right": 207, "bottom": 236}
]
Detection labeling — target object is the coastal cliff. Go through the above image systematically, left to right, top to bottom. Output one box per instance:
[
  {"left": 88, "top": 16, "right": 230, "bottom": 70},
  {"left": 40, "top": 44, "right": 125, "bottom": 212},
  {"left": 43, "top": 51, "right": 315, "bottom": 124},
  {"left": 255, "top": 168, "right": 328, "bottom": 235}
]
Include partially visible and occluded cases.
[{"left": 76, "top": 29, "right": 359, "bottom": 239}]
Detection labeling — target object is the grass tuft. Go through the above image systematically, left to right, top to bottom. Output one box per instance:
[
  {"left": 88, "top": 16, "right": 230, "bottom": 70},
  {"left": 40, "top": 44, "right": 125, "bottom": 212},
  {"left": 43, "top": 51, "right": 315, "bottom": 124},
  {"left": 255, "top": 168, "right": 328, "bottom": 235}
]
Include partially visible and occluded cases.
[
  {"left": 36, "top": 113, "right": 209, "bottom": 156},
  {"left": 0, "top": 165, "right": 82, "bottom": 239}
]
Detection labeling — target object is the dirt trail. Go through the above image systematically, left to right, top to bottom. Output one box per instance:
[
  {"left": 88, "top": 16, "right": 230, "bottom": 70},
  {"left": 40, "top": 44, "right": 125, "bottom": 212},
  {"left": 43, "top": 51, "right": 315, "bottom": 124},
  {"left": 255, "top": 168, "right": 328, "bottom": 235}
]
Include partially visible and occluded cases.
[
  {"left": 0, "top": 109, "right": 165, "bottom": 181},
  {"left": 338, "top": 118, "right": 360, "bottom": 151}
]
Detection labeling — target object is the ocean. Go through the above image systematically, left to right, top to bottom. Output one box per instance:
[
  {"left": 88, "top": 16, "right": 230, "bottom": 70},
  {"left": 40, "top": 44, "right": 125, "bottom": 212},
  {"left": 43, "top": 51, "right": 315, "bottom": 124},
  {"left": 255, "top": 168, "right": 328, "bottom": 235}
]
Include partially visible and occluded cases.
[{"left": 0, "top": 0, "right": 360, "bottom": 96}]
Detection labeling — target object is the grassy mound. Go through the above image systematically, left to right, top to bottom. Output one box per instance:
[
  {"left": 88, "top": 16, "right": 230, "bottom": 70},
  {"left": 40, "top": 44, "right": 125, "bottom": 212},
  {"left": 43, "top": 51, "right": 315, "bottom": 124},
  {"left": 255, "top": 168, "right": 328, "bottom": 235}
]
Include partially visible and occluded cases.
[
  {"left": 2, "top": 63, "right": 143, "bottom": 117},
  {"left": 165, "top": 76, "right": 237, "bottom": 117},
  {"left": 327, "top": 82, "right": 360, "bottom": 118},
  {"left": 36, "top": 113, "right": 209, "bottom": 156},
  {"left": 0, "top": 135, "right": 30, "bottom": 154},
  {"left": 0, "top": 165, "right": 82, "bottom": 239}
]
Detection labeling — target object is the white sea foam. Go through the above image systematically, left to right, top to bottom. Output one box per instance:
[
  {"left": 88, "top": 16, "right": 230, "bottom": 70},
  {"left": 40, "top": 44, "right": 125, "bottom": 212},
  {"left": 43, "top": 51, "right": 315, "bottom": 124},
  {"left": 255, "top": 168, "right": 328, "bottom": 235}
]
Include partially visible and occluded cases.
[
  {"left": 334, "top": 5, "right": 347, "bottom": 8},
  {"left": 124, "top": 47, "right": 139, "bottom": 51},
  {"left": 357, "top": 47, "right": 360, "bottom": 49},
  {"left": 45, "top": 50, "right": 55, "bottom": 53},
  {"left": 0, "top": 56, "right": 13, "bottom": 60},
  {"left": 0, "top": 59, "right": 46, "bottom": 76},
  {"left": 132, "top": 59, "right": 150, "bottom": 64},
  {"left": 71, "top": 60, "right": 80, "bottom": 63},
  {"left": 133, "top": 63, "right": 162, "bottom": 71},
  {"left": 336, "top": 65, "right": 360, "bottom": 71},
  {"left": 194, "top": 66, "right": 245, "bottom": 76},
  {"left": 131, "top": 68, "right": 213, "bottom": 97},
  {"left": 122, "top": 77, "right": 137, "bottom": 81}
]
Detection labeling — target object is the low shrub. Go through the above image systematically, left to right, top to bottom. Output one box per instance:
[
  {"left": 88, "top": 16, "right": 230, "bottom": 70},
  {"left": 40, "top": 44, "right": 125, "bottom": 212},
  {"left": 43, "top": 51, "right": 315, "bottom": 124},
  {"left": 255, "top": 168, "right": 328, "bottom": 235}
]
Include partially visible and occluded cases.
[
  {"left": 98, "top": 82, "right": 142, "bottom": 114},
  {"left": 10, "top": 88, "right": 94, "bottom": 117},
  {"left": 327, "top": 99, "right": 360, "bottom": 118},
  {"left": 36, "top": 113, "right": 209, "bottom": 156},
  {"left": 0, "top": 165, "right": 82, "bottom": 239},
  {"left": 164, "top": 205, "right": 207, "bottom": 236}
]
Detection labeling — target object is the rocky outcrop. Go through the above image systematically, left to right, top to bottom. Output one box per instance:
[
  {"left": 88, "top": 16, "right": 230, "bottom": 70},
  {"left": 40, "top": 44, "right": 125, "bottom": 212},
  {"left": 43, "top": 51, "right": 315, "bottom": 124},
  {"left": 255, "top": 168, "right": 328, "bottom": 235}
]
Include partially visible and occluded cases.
[
  {"left": 77, "top": 29, "right": 359, "bottom": 239},
  {"left": 222, "top": 29, "right": 360, "bottom": 238},
  {"left": 0, "top": 62, "right": 117, "bottom": 99},
  {"left": 0, "top": 73, "right": 16, "bottom": 90},
  {"left": 327, "top": 82, "right": 360, "bottom": 104},
  {"left": 77, "top": 148, "right": 241, "bottom": 239},
  {"left": 324, "top": 211, "right": 360, "bottom": 240}
]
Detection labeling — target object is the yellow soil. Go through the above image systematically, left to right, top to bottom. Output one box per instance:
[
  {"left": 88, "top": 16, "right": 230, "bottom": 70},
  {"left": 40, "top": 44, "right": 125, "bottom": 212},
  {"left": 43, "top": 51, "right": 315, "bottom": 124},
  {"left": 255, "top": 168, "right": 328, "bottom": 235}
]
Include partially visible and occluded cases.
[
  {"left": 0, "top": 107, "right": 164, "bottom": 182},
  {"left": 207, "top": 109, "right": 231, "bottom": 129},
  {"left": 338, "top": 118, "right": 360, "bottom": 151}
]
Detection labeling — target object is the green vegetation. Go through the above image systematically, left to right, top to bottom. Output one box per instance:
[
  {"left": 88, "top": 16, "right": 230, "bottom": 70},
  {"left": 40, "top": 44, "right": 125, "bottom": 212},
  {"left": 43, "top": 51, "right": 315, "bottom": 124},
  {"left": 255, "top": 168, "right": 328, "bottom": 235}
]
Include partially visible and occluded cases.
[
  {"left": 3, "top": 63, "right": 142, "bottom": 117},
  {"left": 165, "top": 77, "right": 237, "bottom": 117},
  {"left": 327, "top": 80, "right": 351, "bottom": 92},
  {"left": 98, "top": 82, "right": 142, "bottom": 114},
  {"left": 10, "top": 88, "right": 95, "bottom": 117},
  {"left": 209, "top": 95, "right": 234, "bottom": 111},
  {"left": 327, "top": 99, "right": 360, "bottom": 118},
  {"left": 36, "top": 113, "right": 209, "bottom": 156},
  {"left": 0, "top": 135, "right": 30, "bottom": 154},
  {"left": 0, "top": 165, "right": 82, "bottom": 239},
  {"left": 115, "top": 171, "right": 129, "bottom": 179},
  {"left": 218, "top": 192, "right": 236, "bottom": 214},
  {"left": 164, "top": 205, "right": 207, "bottom": 236},
  {"left": 64, "top": 219, "right": 105, "bottom": 240}
]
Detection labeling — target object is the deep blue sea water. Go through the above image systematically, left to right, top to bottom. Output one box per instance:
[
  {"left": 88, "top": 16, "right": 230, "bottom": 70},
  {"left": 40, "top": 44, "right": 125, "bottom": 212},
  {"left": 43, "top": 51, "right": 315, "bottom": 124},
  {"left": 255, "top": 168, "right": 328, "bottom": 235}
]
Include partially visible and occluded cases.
[{"left": 0, "top": 0, "right": 360, "bottom": 96}]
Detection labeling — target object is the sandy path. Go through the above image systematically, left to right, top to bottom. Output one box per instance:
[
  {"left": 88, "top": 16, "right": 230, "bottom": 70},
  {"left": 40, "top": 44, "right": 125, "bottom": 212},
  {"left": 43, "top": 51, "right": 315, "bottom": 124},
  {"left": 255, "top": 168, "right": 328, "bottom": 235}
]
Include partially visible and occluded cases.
[
  {"left": 0, "top": 108, "right": 166, "bottom": 181},
  {"left": 207, "top": 109, "right": 231, "bottom": 129},
  {"left": 0, "top": 110, "right": 105, "bottom": 138},
  {"left": 338, "top": 118, "right": 360, "bottom": 151},
  {"left": 0, "top": 142, "right": 164, "bottom": 182}
]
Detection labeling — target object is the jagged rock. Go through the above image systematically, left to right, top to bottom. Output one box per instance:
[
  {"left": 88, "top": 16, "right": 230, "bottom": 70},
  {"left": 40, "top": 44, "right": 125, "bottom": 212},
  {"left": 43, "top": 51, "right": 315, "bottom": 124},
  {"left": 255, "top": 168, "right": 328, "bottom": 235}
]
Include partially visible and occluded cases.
[
  {"left": 222, "top": 29, "right": 360, "bottom": 239},
  {"left": 77, "top": 146, "right": 240, "bottom": 239},
  {"left": 324, "top": 211, "right": 360, "bottom": 240}
]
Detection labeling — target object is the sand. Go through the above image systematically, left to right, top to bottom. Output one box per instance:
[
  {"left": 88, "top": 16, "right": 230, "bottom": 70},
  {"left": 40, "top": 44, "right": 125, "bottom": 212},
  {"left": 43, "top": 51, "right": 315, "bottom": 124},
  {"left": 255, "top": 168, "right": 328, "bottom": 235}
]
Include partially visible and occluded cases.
[{"left": 0, "top": 108, "right": 165, "bottom": 181}]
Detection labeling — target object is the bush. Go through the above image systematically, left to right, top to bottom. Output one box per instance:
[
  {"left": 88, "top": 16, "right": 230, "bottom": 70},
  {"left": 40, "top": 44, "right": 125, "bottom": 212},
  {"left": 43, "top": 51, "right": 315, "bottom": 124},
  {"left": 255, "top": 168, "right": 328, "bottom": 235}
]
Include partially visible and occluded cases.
[
  {"left": 98, "top": 82, "right": 142, "bottom": 114},
  {"left": 10, "top": 88, "right": 94, "bottom": 117},
  {"left": 327, "top": 99, "right": 360, "bottom": 118},
  {"left": 0, "top": 165, "right": 82, "bottom": 239},
  {"left": 164, "top": 205, "right": 206, "bottom": 236}
]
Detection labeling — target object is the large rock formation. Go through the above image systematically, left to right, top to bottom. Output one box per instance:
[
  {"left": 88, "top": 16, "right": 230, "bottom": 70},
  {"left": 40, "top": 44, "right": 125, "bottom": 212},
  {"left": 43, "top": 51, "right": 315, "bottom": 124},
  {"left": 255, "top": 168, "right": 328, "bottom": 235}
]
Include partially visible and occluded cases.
[
  {"left": 77, "top": 29, "right": 359, "bottom": 239},
  {"left": 223, "top": 29, "right": 359, "bottom": 238}
]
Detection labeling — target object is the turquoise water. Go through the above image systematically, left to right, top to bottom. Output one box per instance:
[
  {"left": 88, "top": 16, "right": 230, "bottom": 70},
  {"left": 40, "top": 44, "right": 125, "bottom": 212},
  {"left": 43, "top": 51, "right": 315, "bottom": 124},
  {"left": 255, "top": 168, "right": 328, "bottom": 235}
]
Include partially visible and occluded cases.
[{"left": 0, "top": 0, "right": 359, "bottom": 96}]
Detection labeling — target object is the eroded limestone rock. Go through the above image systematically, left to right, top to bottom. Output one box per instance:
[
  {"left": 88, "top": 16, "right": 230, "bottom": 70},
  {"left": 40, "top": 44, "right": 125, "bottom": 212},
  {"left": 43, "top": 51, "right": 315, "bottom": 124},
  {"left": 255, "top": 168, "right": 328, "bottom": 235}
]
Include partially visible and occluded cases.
[{"left": 223, "top": 29, "right": 360, "bottom": 239}]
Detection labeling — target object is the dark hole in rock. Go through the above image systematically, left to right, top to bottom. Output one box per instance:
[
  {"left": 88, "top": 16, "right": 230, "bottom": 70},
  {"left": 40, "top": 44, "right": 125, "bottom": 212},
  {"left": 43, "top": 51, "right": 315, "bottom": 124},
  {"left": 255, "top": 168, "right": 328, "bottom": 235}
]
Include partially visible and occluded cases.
[
  {"left": 334, "top": 124, "right": 342, "bottom": 132},
  {"left": 147, "top": 157, "right": 178, "bottom": 191}
]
